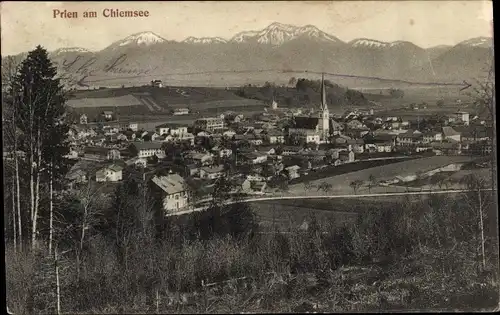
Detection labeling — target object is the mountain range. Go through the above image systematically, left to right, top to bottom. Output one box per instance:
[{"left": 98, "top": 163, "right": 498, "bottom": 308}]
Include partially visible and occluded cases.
[{"left": 2, "top": 22, "right": 494, "bottom": 87}]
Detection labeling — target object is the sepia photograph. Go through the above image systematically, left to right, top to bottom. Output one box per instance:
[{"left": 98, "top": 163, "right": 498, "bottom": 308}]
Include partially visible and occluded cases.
[{"left": 1, "top": 0, "right": 498, "bottom": 313}]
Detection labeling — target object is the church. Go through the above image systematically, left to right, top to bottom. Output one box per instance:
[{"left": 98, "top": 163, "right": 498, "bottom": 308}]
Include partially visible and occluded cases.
[{"left": 288, "top": 74, "right": 341, "bottom": 144}]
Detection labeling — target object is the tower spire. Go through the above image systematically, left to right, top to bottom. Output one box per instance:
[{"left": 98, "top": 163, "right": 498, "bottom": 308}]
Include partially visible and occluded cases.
[{"left": 321, "top": 73, "right": 327, "bottom": 110}]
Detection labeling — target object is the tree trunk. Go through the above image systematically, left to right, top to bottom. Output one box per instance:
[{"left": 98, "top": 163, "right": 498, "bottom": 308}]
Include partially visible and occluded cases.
[
  {"left": 32, "top": 129, "right": 42, "bottom": 250},
  {"left": 15, "top": 152, "right": 22, "bottom": 251},
  {"left": 30, "top": 158, "right": 35, "bottom": 249},
  {"left": 49, "top": 164, "right": 54, "bottom": 256},
  {"left": 32, "top": 169, "right": 41, "bottom": 250},
  {"left": 12, "top": 179, "right": 17, "bottom": 253},
  {"left": 478, "top": 188, "right": 486, "bottom": 270},
  {"left": 55, "top": 246, "right": 61, "bottom": 315}
]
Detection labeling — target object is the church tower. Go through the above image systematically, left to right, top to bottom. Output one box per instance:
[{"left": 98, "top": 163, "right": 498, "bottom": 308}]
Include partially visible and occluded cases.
[{"left": 319, "top": 73, "right": 330, "bottom": 140}]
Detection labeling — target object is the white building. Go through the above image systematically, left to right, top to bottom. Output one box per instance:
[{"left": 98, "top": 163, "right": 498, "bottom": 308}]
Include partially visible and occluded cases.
[
  {"left": 173, "top": 108, "right": 190, "bottom": 116},
  {"left": 456, "top": 111, "right": 470, "bottom": 126},
  {"left": 194, "top": 117, "right": 225, "bottom": 132},
  {"left": 155, "top": 123, "right": 188, "bottom": 136},
  {"left": 129, "top": 142, "right": 164, "bottom": 158},
  {"left": 96, "top": 164, "right": 123, "bottom": 182},
  {"left": 199, "top": 165, "right": 225, "bottom": 180},
  {"left": 152, "top": 174, "right": 189, "bottom": 213}
]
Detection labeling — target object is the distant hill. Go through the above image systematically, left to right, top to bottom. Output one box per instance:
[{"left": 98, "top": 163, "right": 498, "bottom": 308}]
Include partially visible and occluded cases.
[
  {"left": 1, "top": 23, "right": 493, "bottom": 88},
  {"left": 234, "top": 78, "right": 390, "bottom": 108}
]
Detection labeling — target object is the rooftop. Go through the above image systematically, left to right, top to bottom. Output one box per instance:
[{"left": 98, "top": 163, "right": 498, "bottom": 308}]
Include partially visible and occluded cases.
[
  {"left": 130, "top": 142, "right": 164, "bottom": 150},
  {"left": 152, "top": 174, "right": 186, "bottom": 195}
]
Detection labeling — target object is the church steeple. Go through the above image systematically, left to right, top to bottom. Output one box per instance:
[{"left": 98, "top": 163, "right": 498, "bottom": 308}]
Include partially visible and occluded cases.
[
  {"left": 318, "top": 73, "right": 330, "bottom": 142},
  {"left": 321, "top": 73, "right": 327, "bottom": 111}
]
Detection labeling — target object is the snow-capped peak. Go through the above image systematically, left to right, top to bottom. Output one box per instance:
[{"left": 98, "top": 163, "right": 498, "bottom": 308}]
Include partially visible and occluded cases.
[
  {"left": 230, "top": 22, "right": 341, "bottom": 45},
  {"left": 116, "top": 31, "right": 166, "bottom": 47},
  {"left": 183, "top": 36, "right": 227, "bottom": 44},
  {"left": 457, "top": 37, "right": 492, "bottom": 48},
  {"left": 349, "top": 38, "right": 389, "bottom": 48},
  {"left": 349, "top": 39, "right": 416, "bottom": 49},
  {"left": 52, "top": 47, "right": 91, "bottom": 54}
]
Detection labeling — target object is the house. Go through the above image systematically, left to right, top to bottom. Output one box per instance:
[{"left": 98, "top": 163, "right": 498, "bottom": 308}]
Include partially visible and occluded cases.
[
  {"left": 151, "top": 80, "right": 163, "bottom": 88},
  {"left": 173, "top": 108, "right": 190, "bottom": 116},
  {"left": 102, "top": 111, "right": 113, "bottom": 120},
  {"left": 456, "top": 111, "right": 470, "bottom": 125},
  {"left": 79, "top": 114, "right": 88, "bottom": 125},
  {"left": 194, "top": 117, "right": 225, "bottom": 132},
  {"left": 345, "top": 119, "right": 365, "bottom": 130},
  {"left": 127, "top": 122, "right": 139, "bottom": 132},
  {"left": 156, "top": 123, "right": 188, "bottom": 136},
  {"left": 69, "top": 126, "right": 97, "bottom": 140},
  {"left": 442, "top": 126, "right": 461, "bottom": 142},
  {"left": 456, "top": 126, "right": 490, "bottom": 142},
  {"left": 223, "top": 130, "right": 236, "bottom": 138},
  {"left": 265, "top": 130, "right": 285, "bottom": 144},
  {"left": 397, "top": 130, "right": 423, "bottom": 146},
  {"left": 299, "top": 131, "right": 321, "bottom": 144},
  {"left": 423, "top": 131, "right": 443, "bottom": 143},
  {"left": 157, "top": 134, "right": 174, "bottom": 142},
  {"left": 247, "top": 134, "right": 263, "bottom": 146},
  {"left": 346, "top": 139, "right": 365, "bottom": 153},
  {"left": 129, "top": 142, "right": 164, "bottom": 158},
  {"left": 376, "top": 142, "right": 393, "bottom": 153},
  {"left": 430, "top": 142, "right": 462, "bottom": 155},
  {"left": 212, "top": 146, "right": 232, "bottom": 158},
  {"left": 281, "top": 146, "right": 301, "bottom": 155},
  {"left": 83, "top": 147, "right": 121, "bottom": 161},
  {"left": 64, "top": 149, "right": 79, "bottom": 160},
  {"left": 339, "top": 151, "right": 355, "bottom": 163},
  {"left": 185, "top": 152, "right": 213, "bottom": 166},
  {"left": 241, "top": 152, "right": 267, "bottom": 164},
  {"left": 125, "top": 157, "right": 147, "bottom": 168},
  {"left": 65, "top": 161, "right": 91, "bottom": 187},
  {"left": 185, "top": 163, "right": 200, "bottom": 177},
  {"left": 96, "top": 164, "right": 123, "bottom": 182},
  {"left": 199, "top": 165, "right": 225, "bottom": 180},
  {"left": 285, "top": 165, "right": 301, "bottom": 180},
  {"left": 151, "top": 174, "right": 189, "bottom": 213},
  {"left": 250, "top": 181, "right": 267, "bottom": 194}
]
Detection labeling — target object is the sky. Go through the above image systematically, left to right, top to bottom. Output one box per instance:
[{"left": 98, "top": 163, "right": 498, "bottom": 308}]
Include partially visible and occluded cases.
[{"left": 1, "top": 1, "right": 493, "bottom": 55}]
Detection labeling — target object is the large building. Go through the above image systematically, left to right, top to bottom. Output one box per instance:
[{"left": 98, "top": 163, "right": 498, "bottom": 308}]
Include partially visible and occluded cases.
[
  {"left": 288, "top": 74, "right": 336, "bottom": 143},
  {"left": 194, "top": 117, "right": 225, "bottom": 132},
  {"left": 129, "top": 142, "right": 164, "bottom": 158},
  {"left": 152, "top": 174, "right": 189, "bottom": 213}
]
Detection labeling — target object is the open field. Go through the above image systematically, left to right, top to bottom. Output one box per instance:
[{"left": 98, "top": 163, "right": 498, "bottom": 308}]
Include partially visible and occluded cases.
[
  {"left": 79, "top": 70, "right": 471, "bottom": 90},
  {"left": 69, "top": 78, "right": 470, "bottom": 119},
  {"left": 68, "top": 85, "right": 267, "bottom": 119},
  {"left": 67, "top": 94, "right": 143, "bottom": 108},
  {"left": 288, "top": 155, "right": 478, "bottom": 195},
  {"left": 289, "top": 157, "right": 416, "bottom": 185},
  {"left": 249, "top": 193, "right": 462, "bottom": 231},
  {"left": 250, "top": 198, "right": 393, "bottom": 231}
]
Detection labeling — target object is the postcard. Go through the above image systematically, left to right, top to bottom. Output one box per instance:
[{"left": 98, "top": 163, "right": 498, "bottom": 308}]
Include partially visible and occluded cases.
[{"left": 2, "top": 1, "right": 497, "bottom": 313}]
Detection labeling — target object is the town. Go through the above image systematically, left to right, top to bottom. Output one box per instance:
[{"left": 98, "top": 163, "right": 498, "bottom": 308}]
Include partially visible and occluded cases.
[
  {"left": 3, "top": 2, "right": 497, "bottom": 313},
  {"left": 63, "top": 75, "right": 493, "bottom": 215}
]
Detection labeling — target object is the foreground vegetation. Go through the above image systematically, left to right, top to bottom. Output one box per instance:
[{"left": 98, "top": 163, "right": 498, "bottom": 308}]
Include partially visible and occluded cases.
[{"left": 5, "top": 173, "right": 499, "bottom": 313}]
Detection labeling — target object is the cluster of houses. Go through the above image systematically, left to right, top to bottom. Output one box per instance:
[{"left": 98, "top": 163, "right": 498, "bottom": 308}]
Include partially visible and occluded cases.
[{"left": 63, "top": 77, "right": 492, "bottom": 215}]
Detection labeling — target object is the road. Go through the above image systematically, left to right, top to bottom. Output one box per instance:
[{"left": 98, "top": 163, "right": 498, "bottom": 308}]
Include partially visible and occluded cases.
[{"left": 165, "top": 188, "right": 494, "bottom": 217}]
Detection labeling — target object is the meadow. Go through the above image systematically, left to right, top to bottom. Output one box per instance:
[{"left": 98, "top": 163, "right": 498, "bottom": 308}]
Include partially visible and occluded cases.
[{"left": 288, "top": 155, "right": 478, "bottom": 195}]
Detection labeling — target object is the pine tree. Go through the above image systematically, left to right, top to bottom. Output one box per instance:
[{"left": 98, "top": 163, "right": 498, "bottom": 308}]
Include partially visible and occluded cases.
[{"left": 7, "top": 45, "right": 70, "bottom": 250}]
